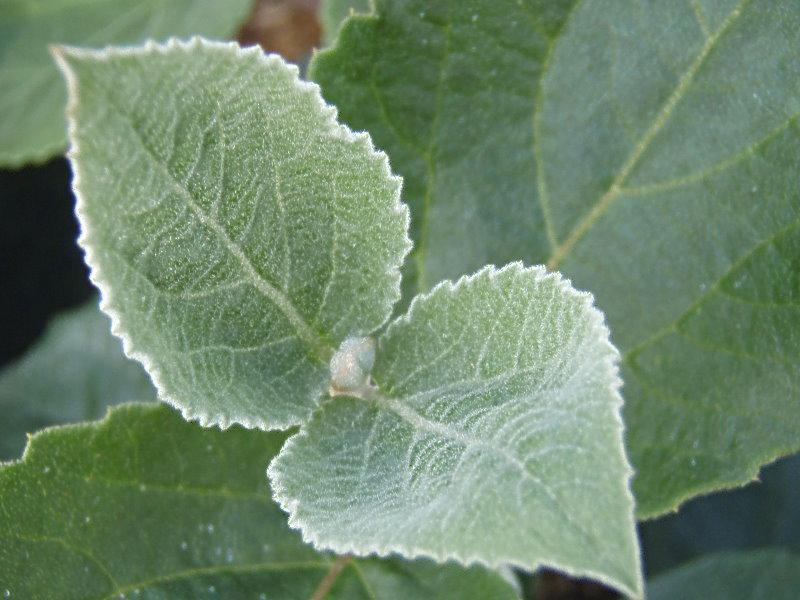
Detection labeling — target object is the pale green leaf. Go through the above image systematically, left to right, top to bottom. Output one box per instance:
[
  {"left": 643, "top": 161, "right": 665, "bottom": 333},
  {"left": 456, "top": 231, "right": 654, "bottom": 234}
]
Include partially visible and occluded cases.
[
  {"left": 0, "top": 0, "right": 251, "bottom": 167},
  {"left": 312, "top": 0, "right": 800, "bottom": 516},
  {"left": 319, "top": 0, "right": 372, "bottom": 46},
  {"left": 56, "top": 39, "right": 410, "bottom": 430},
  {"left": 269, "top": 264, "right": 643, "bottom": 598},
  {"left": 0, "top": 300, "right": 155, "bottom": 460},
  {"left": 0, "top": 403, "right": 520, "bottom": 600},
  {"left": 648, "top": 550, "right": 800, "bottom": 600}
]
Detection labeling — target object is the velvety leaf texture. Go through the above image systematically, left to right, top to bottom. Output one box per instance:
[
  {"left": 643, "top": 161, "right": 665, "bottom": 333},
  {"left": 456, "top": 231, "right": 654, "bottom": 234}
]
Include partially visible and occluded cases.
[
  {"left": 0, "top": 0, "right": 252, "bottom": 167},
  {"left": 312, "top": 0, "right": 800, "bottom": 516},
  {"left": 57, "top": 39, "right": 410, "bottom": 430},
  {"left": 270, "top": 264, "right": 643, "bottom": 598},
  {"left": 0, "top": 300, "right": 155, "bottom": 460},
  {"left": 0, "top": 403, "right": 520, "bottom": 600},
  {"left": 648, "top": 549, "right": 800, "bottom": 600}
]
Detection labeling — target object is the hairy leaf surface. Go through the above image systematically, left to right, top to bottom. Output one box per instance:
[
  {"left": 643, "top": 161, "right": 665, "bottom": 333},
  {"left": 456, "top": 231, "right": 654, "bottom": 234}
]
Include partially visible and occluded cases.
[
  {"left": 0, "top": 0, "right": 251, "bottom": 167},
  {"left": 313, "top": 0, "right": 800, "bottom": 516},
  {"left": 57, "top": 39, "right": 410, "bottom": 429},
  {"left": 270, "top": 265, "right": 642, "bottom": 598},
  {"left": 0, "top": 301, "right": 155, "bottom": 460},
  {"left": 0, "top": 403, "right": 519, "bottom": 599},
  {"left": 648, "top": 550, "right": 800, "bottom": 600}
]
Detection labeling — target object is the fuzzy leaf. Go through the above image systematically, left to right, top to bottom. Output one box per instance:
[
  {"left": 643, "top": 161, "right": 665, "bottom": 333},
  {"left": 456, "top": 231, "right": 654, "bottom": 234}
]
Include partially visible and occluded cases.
[
  {"left": 0, "top": 0, "right": 251, "bottom": 167},
  {"left": 312, "top": 0, "right": 800, "bottom": 516},
  {"left": 56, "top": 39, "right": 410, "bottom": 430},
  {"left": 270, "top": 265, "right": 642, "bottom": 598},
  {"left": 0, "top": 300, "right": 155, "bottom": 460},
  {"left": 0, "top": 403, "right": 520, "bottom": 599},
  {"left": 648, "top": 550, "right": 800, "bottom": 600}
]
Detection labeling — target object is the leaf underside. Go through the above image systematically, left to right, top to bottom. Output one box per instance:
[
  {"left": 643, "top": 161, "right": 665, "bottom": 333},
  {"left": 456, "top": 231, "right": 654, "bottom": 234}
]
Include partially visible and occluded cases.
[
  {"left": 0, "top": 0, "right": 252, "bottom": 167},
  {"left": 312, "top": 0, "right": 800, "bottom": 516},
  {"left": 58, "top": 38, "right": 410, "bottom": 430},
  {"left": 270, "top": 265, "right": 643, "bottom": 598},
  {"left": 0, "top": 300, "right": 156, "bottom": 461},
  {"left": 0, "top": 403, "right": 519, "bottom": 600}
]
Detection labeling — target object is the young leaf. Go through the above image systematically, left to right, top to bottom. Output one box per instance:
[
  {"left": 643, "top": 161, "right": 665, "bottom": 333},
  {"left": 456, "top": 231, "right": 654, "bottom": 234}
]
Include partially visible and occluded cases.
[
  {"left": 0, "top": 0, "right": 251, "bottom": 167},
  {"left": 313, "top": 0, "right": 800, "bottom": 516},
  {"left": 56, "top": 39, "right": 410, "bottom": 430},
  {"left": 270, "top": 264, "right": 643, "bottom": 598},
  {"left": 0, "top": 300, "right": 155, "bottom": 460},
  {"left": 0, "top": 403, "right": 519, "bottom": 600},
  {"left": 648, "top": 550, "right": 800, "bottom": 600}
]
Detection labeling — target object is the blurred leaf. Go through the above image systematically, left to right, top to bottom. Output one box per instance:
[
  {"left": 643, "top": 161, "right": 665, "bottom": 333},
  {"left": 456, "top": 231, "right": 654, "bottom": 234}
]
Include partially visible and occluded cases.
[
  {"left": 0, "top": 0, "right": 251, "bottom": 167},
  {"left": 319, "top": 0, "right": 372, "bottom": 46},
  {"left": 0, "top": 300, "right": 155, "bottom": 460},
  {"left": 641, "top": 453, "right": 800, "bottom": 576},
  {"left": 648, "top": 549, "right": 800, "bottom": 600}
]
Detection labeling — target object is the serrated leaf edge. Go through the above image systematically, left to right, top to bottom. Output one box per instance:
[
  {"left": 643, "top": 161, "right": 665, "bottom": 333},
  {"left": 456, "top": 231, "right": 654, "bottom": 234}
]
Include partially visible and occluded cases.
[
  {"left": 53, "top": 36, "right": 412, "bottom": 432},
  {"left": 268, "top": 262, "right": 644, "bottom": 598}
]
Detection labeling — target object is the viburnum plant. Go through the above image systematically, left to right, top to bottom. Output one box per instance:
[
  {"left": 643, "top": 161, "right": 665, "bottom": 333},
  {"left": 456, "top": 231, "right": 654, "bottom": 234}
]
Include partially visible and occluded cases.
[{"left": 1, "top": 1, "right": 799, "bottom": 599}]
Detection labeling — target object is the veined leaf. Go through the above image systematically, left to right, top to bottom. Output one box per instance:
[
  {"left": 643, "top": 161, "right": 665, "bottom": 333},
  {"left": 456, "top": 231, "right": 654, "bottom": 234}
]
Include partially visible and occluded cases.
[
  {"left": 0, "top": 0, "right": 251, "bottom": 167},
  {"left": 312, "top": 0, "right": 800, "bottom": 516},
  {"left": 56, "top": 39, "right": 410, "bottom": 430},
  {"left": 270, "top": 264, "right": 643, "bottom": 598},
  {"left": 0, "top": 300, "right": 155, "bottom": 460},
  {"left": 0, "top": 403, "right": 519, "bottom": 599},
  {"left": 648, "top": 549, "right": 800, "bottom": 600}
]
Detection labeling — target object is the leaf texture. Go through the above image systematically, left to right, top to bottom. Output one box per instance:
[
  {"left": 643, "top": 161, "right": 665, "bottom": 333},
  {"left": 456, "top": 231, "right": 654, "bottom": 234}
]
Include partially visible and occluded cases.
[
  {"left": 0, "top": 0, "right": 251, "bottom": 167},
  {"left": 312, "top": 0, "right": 800, "bottom": 516},
  {"left": 57, "top": 39, "right": 410, "bottom": 430},
  {"left": 269, "top": 264, "right": 643, "bottom": 598},
  {"left": 0, "top": 300, "right": 155, "bottom": 460},
  {"left": 0, "top": 403, "right": 520, "bottom": 600}
]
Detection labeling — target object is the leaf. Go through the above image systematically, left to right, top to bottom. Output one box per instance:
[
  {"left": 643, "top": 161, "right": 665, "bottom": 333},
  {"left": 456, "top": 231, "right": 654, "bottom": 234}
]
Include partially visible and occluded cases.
[
  {"left": 0, "top": 0, "right": 251, "bottom": 167},
  {"left": 312, "top": 0, "right": 800, "bottom": 516},
  {"left": 319, "top": 0, "right": 373, "bottom": 46},
  {"left": 56, "top": 38, "right": 410, "bottom": 430},
  {"left": 269, "top": 264, "right": 643, "bottom": 598},
  {"left": 0, "top": 300, "right": 155, "bottom": 460},
  {"left": 0, "top": 403, "right": 520, "bottom": 600},
  {"left": 641, "top": 452, "right": 800, "bottom": 576},
  {"left": 647, "top": 549, "right": 800, "bottom": 600}
]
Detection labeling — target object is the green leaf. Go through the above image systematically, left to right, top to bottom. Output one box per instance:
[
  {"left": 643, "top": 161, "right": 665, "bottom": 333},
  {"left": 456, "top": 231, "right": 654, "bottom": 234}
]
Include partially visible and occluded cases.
[
  {"left": 0, "top": 0, "right": 251, "bottom": 167},
  {"left": 312, "top": 0, "right": 800, "bottom": 516},
  {"left": 319, "top": 0, "right": 373, "bottom": 46},
  {"left": 56, "top": 39, "right": 411, "bottom": 430},
  {"left": 269, "top": 264, "right": 643, "bottom": 598},
  {"left": 0, "top": 300, "right": 155, "bottom": 460},
  {"left": 0, "top": 403, "right": 520, "bottom": 600},
  {"left": 641, "top": 452, "right": 800, "bottom": 576},
  {"left": 648, "top": 550, "right": 800, "bottom": 600}
]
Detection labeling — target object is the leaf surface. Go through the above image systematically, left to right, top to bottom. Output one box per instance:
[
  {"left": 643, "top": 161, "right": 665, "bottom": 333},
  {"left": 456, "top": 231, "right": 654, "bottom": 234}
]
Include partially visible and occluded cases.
[
  {"left": 0, "top": 0, "right": 251, "bottom": 167},
  {"left": 313, "top": 0, "right": 800, "bottom": 515},
  {"left": 319, "top": 0, "right": 373, "bottom": 46},
  {"left": 57, "top": 39, "right": 410, "bottom": 429},
  {"left": 270, "top": 265, "right": 643, "bottom": 598},
  {"left": 0, "top": 300, "right": 155, "bottom": 460},
  {"left": 0, "top": 403, "right": 519, "bottom": 600},
  {"left": 648, "top": 549, "right": 800, "bottom": 600}
]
